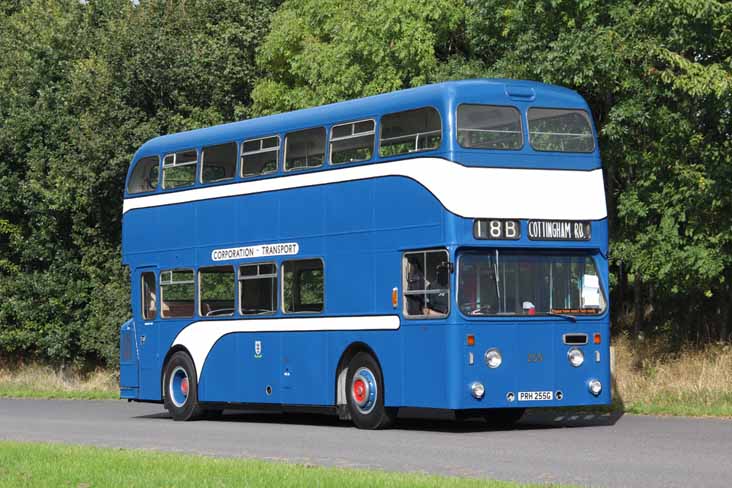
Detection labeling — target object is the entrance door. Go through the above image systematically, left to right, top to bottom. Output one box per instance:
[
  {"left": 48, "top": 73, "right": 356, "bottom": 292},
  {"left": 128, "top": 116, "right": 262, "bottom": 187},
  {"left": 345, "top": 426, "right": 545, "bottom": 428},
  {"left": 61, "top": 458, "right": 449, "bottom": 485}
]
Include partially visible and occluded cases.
[{"left": 134, "top": 267, "right": 161, "bottom": 399}]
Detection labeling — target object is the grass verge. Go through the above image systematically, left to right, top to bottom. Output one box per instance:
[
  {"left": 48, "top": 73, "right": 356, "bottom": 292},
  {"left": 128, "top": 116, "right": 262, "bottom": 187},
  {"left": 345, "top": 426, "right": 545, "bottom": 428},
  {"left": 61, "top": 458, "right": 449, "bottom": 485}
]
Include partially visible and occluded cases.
[
  {"left": 612, "top": 335, "right": 732, "bottom": 418},
  {"left": 0, "top": 364, "right": 117, "bottom": 400},
  {"left": 0, "top": 441, "right": 551, "bottom": 488}
]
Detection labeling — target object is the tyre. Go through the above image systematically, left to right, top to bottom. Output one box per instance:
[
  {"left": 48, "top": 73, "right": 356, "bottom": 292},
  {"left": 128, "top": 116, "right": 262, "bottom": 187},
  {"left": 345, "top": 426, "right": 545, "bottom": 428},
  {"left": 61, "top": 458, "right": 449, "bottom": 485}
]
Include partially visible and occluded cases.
[
  {"left": 163, "top": 351, "right": 204, "bottom": 421},
  {"left": 346, "top": 352, "right": 396, "bottom": 430},
  {"left": 482, "top": 408, "right": 525, "bottom": 427}
]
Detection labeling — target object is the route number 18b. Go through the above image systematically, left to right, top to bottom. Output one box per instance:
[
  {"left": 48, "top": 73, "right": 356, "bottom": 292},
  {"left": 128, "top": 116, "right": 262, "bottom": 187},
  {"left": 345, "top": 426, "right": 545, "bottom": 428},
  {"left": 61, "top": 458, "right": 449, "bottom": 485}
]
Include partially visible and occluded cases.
[{"left": 473, "top": 219, "right": 521, "bottom": 240}]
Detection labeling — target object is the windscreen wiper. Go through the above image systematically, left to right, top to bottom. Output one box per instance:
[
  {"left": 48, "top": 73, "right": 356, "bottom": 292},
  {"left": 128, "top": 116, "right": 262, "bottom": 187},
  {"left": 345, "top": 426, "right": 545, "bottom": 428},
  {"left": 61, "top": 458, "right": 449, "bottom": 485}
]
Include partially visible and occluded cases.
[{"left": 547, "top": 311, "right": 577, "bottom": 323}]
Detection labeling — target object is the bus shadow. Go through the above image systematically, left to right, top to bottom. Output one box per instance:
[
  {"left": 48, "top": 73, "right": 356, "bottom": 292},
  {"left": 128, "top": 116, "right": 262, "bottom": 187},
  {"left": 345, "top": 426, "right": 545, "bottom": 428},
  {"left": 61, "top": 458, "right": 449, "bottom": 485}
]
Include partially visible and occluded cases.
[{"left": 134, "top": 407, "right": 624, "bottom": 433}]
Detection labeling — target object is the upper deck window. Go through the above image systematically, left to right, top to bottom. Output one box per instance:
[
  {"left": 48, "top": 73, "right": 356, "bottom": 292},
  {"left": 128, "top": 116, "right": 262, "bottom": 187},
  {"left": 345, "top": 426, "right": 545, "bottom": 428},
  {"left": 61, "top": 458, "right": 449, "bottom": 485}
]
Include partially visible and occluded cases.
[
  {"left": 457, "top": 105, "right": 522, "bottom": 150},
  {"left": 380, "top": 107, "right": 441, "bottom": 157},
  {"left": 528, "top": 108, "right": 594, "bottom": 153},
  {"left": 330, "top": 120, "right": 375, "bottom": 165},
  {"left": 285, "top": 127, "right": 325, "bottom": 171},
  {"left": 242, "top": 136, "right": 279, "bottom": 177},
  {"left": 201, "top": 142, "right": 237, "bottom": 184},
  {"left": 163, "top": 149, "right": 197, "bottom": 189},
  {"left": 127, "top": 156, "right": 159, "bottom": 194}
]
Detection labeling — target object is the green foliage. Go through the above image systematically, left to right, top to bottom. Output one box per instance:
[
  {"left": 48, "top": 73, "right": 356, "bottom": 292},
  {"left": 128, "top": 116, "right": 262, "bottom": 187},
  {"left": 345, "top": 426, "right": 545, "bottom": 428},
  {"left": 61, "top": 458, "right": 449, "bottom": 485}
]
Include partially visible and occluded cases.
[
  {"left": 0, "top": 0, "right": 276, "bottom": 366},
  {"left": 251, "top": 0, "right": 469, "bottom": 115}
]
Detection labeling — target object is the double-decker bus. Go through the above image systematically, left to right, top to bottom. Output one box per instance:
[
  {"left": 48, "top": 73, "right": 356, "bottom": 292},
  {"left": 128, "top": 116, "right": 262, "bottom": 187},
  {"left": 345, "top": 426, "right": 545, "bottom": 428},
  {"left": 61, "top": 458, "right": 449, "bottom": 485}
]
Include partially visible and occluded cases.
[{"left": 119, "top": 79, "right": 610, "bottom": 429}]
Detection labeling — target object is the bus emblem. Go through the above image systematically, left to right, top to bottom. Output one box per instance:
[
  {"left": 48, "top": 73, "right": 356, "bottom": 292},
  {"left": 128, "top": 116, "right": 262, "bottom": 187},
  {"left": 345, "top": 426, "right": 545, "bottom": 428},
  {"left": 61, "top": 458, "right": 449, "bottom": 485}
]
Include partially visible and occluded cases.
[{"left": 254, "top": 340, "right": 263, "bottom": 359}]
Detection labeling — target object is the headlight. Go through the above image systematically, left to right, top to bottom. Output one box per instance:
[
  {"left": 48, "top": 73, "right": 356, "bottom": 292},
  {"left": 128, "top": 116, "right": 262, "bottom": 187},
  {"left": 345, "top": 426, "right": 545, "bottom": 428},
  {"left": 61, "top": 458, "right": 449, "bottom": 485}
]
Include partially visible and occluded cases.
[
  {"left": 567, "top": 347, "right": 584, "bottom": 367},
  {"left": 484, "top": 348, "right": 502, "bottom": 368},
  {"left": 588, "top": 379, "right": 602, "bottom": 396},
  {"left": 471, "top": 382, "right": 485, "bottom": 399}
]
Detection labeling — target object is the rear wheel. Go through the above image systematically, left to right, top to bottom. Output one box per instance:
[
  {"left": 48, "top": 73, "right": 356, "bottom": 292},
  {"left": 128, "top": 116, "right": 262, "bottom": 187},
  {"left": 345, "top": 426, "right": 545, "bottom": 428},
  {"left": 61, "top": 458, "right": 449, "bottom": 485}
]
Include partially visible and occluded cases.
[
  {"left": 163, "top": 351, "right": 204, "bottom": 421},
  {"left": 346, "top": 352, "right": 396, "bottom": 430},
  {"left": 482, "top": 408, "right": 525, "bottom": 426}
]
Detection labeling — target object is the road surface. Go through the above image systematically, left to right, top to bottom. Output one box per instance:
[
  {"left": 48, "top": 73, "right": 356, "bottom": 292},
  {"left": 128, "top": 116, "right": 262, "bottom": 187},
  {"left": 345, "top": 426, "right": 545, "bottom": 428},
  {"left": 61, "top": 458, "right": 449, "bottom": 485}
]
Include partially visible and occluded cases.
[{"left": 0, "top": 399, "right": 730, "bottom": 487}]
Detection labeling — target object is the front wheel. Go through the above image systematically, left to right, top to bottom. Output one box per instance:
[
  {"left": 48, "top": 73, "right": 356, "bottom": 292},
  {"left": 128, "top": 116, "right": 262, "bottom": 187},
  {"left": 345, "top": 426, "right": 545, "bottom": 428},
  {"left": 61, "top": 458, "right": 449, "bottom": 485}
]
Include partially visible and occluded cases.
[
  {"left": 163, "top": 351, "right": 204, "bottom": 421},
  {"left": 346, "top": 352, "right": 396, "bottom": 430}
]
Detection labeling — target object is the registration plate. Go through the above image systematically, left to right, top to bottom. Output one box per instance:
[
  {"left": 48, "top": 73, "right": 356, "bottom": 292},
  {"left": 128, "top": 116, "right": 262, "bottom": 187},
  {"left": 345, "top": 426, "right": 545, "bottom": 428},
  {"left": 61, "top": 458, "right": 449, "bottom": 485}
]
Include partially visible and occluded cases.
[{"left": 518, "top": 391, "right": 553, "bottom": 402}]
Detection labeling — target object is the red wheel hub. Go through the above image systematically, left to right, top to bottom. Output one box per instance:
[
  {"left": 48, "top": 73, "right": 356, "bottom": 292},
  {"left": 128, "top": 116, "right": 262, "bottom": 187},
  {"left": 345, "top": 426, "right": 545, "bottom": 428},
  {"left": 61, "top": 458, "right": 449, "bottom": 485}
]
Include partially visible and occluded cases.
[
  {"left": 180, "top": 377, "right": 189, "bottom": 396},
  {"left": 352, "top": 378, "right": 367, "bottom": 404}
]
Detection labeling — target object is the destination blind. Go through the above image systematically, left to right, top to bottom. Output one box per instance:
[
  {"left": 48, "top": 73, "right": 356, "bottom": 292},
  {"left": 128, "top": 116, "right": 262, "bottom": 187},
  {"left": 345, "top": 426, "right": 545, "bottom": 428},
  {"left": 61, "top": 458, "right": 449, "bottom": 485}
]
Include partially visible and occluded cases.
[{"left": 527, "top": 220, "right": 591, "bottom": 241}]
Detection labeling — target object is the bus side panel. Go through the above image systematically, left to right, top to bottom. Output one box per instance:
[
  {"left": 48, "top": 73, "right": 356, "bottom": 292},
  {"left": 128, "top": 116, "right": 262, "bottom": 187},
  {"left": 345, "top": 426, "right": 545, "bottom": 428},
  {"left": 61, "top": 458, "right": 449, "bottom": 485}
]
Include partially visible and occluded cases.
[
  {"left": 399, "top": 323, "right": 453, "bottom": 408},
  {"left": 199, "top": 332, "right": 283, "bottom": 404},
  {"left": 281, "top": 332, "right": 328, "bottom": 405},
  {"left": 198, "top": 333, "right": 240, "bottom": 403}
]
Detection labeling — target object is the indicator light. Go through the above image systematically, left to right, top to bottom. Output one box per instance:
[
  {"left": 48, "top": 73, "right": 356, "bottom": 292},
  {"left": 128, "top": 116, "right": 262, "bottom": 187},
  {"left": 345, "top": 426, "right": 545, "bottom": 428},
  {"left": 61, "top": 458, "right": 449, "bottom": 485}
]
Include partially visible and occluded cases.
[
  {"left": 391, "top": 287, "right": 398, "bottom": 309},
  {"left": 593, "top": 333, "right": 601, "bottom": 345},
  {"left": 467, "top": 335, "right": 475, "bottom": 346}
]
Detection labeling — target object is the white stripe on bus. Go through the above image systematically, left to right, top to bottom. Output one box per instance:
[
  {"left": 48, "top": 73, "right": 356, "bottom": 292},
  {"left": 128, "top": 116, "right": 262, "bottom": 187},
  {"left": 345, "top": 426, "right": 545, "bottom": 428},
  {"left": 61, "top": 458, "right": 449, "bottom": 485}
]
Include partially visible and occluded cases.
[
  {"left": 123, "top": 158, "right": 607, "bottom": 221},
  {"left": 171, "top": 315, "right": 401, "bottom": 380}
]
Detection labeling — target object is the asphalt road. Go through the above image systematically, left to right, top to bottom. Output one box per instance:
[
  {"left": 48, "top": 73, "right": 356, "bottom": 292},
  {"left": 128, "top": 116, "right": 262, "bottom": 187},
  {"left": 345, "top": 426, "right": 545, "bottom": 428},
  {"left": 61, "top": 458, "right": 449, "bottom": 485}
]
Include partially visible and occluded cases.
[{"left": 0, "top": 399, "right": 730, "bottom": 487}]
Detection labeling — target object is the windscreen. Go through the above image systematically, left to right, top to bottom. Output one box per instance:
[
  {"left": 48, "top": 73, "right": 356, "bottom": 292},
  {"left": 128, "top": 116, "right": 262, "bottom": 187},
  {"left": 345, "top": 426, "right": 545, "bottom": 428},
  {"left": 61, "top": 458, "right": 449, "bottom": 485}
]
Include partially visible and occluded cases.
[{"left": 458, "top": 251, "right": 605, "bottom": 316}]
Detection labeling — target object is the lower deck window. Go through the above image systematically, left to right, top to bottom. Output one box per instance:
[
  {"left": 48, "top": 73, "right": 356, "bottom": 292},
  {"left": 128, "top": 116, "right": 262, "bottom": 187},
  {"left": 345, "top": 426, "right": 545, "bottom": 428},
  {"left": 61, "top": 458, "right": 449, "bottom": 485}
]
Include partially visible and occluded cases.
[
  {"left": 403, "top": 250, "right": 450, "bottom": 318},
  {"left": 282, "top": 259, "right": 324, "bottom": 313},
  {"left": 240, "top": 263, "right": 277, "bottom": 314},
  {"left": 199, "top": 266, "right": 235, "bottom": 317},
  {"left": 161, "top": 269, "right": 195, "bottom": 318}
]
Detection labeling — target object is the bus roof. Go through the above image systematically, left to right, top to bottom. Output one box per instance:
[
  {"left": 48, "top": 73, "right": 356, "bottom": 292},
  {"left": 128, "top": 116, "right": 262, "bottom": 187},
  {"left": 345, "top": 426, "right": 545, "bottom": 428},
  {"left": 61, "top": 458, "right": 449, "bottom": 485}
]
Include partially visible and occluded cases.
[{"left": 132, "top": 79, "right": 589, "bottom": 160}]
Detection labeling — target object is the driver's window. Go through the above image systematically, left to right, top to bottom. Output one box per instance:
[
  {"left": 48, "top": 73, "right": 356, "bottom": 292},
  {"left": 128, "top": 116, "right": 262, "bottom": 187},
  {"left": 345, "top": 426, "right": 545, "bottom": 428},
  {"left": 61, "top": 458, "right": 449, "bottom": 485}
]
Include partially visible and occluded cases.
[
  {"left": 403, "top": 250, "right": 450, "bottom": 318},
  {"left": 198, "top": 266, "right": 235, "bottom": 317},
  {"left": 141, "top": 272, "right": 157, "bottom": 320}
]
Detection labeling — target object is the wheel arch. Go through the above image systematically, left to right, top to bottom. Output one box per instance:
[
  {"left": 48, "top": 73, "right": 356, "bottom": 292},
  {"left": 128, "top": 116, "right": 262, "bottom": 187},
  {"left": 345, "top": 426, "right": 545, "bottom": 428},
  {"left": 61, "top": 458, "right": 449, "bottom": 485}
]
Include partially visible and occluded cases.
[
  {"left": 335, "top": 341, "right": 385, "bottom": 408},
  {"left": 161, "top": 345, "right": 197, "bottom": 399}
]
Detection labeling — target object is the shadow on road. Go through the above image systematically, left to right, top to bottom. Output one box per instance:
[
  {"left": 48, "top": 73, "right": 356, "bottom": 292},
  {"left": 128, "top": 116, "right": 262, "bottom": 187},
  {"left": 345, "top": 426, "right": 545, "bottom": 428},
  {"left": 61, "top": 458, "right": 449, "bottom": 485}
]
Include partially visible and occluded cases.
[{"left": 134, "top": 407, "right": 623, "bottom": 433}]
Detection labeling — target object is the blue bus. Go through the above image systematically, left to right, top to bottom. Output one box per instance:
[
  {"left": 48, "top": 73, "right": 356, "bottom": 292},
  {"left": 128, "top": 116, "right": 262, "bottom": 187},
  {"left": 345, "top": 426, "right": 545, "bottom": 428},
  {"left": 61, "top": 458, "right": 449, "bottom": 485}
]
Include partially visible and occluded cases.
[{"left": 119, "top": 79, "right": 610, "bottom": 429}]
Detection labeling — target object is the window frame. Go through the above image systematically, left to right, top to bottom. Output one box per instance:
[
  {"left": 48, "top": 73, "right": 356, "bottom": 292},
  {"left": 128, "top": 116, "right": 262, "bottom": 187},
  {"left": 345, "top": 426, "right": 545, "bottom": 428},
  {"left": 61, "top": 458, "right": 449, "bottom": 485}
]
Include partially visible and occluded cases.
[
  {"left": 456, "top": 103, "right": 524, "bottom": 151},
  {"left": 378, "top": 106, "right": 443, "bottom": 158},
  {"left": 527, "top": 107, "right": 596, "bottom": 153},
  {"left": 328, "top": 118, "right": 376, "bottom": 166},
  {"left": 283, "top": 126, "right": 327, "bottom": 172},
  {"left": 241, "top": 135, "right": 281, "bottom": 178},
  {"left": 199, "top": 142, "right": 238, "bottom": 185},
  {"left": 162, "top": 149, "right": 199, "bottom": 190},
  {"left": 127, "top": 155, "right": 161, "bottom": 195},
  {"left": 402, "top": 249, "right": 451, "bottom": 320},
  {"left": 281, "top": 257, "right": 325, "bottom": 315},
  {"left": 238, "top": 261, "right": 278, "bottom": 316},
  {"left": 198, "top": 265, "right": 236, "bottom": 318},
  {"left": 160, "top": 268, "right": 196, "bottom": 319}
]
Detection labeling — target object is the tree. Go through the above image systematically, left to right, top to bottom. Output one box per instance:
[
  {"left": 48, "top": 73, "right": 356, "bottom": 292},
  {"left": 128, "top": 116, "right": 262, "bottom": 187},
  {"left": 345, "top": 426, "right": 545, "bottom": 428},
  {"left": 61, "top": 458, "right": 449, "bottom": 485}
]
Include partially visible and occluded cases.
[
  {"left": 0, "top": 0, "right": 277, "bottom": 366},
  {"left": 250, "top": 0, "right": 470, "bottom": 115}
]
